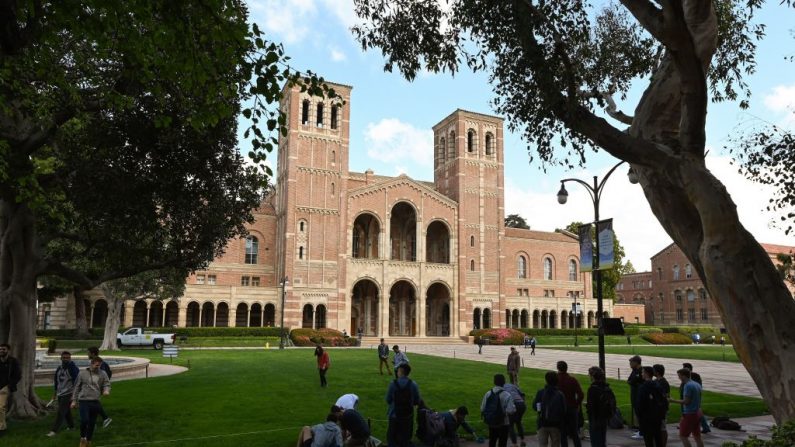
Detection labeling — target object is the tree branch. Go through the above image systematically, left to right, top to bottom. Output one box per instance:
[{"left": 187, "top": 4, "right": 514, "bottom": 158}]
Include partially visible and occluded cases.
[
  {"left": 618, "top": 0, "right": 667, "bottom": 43},
  {"left": 583, "top": 91, "right": 635, "bottom": 125}
]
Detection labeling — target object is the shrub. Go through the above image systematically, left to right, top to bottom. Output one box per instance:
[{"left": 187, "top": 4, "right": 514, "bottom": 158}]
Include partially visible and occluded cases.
[
  {"left": 469, "top": 327, "right": 662, "bottom": 337},
  {"left": 290, "top": 328, "right": 358, "bottom": 347},
  {"left": 471, "top": 328, "right": 525, "bottom": 345},
  {"left": 37, "top": 329, "right": 104, "bottom": 339},
  {"left": 641, "top": 333, "right": 693, "bottom": 344},
  {"left": 47, "top": 339, "right": 57, "bottom": 354},
  {"left": 723, "top": 419, "right": 795, "bottom": 447}
]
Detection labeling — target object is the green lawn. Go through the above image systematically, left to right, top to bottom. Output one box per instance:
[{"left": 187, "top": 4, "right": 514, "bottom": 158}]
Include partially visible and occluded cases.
[
  {"left": 530, "top": 335, "right": 653, "bottom": 346},
  {"left": 553, "top": 345, "right": 740, "bottom": 363},
  {"left": 7, "top": 349, "right": 764, "bottom": 447}
]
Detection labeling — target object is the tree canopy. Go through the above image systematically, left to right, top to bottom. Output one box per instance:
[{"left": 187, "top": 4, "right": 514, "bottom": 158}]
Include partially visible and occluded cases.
[{"left": 504, "top": 213, "right": 531, "bottom": 229}]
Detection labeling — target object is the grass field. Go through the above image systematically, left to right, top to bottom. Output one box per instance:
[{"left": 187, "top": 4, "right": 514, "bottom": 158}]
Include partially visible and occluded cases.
[
  {"left": 553, "top": 345, "right": 740, "bottom": 363},
  {"left": 6, "top": 349, "right": 764, "bottom": 447}
]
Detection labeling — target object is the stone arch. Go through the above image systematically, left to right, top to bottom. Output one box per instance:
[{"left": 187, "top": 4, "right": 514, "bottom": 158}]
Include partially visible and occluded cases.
[
  {"left": 467, "top": 128, "right": 477, "bottom": 153},
  {"left": 448, "top": 130, "right": 456, "bottom": 158},
  {"left": 390, "top": 202, "right": 417, "bottom": 261},
  {"left": 352, "top": 212, "right": 381, "bottom": 259},
  {"left": 425, "top": 220, "right": 451, "bottom": 264},
  {"left": 516, "top": 252, "right": 529, "bottom": 278},
  {"left": 543, "top": 255, "right": 555, "bottom": 280},
  {"left": 568, "top": 257, "right": 579, "bottom": 281},
  {"left": 352, "top": 279, "right": 380, "bottom": 336},
  {"left": 389, "top": 280, "right": 417, "bottom": 336},
  {"left": 426, "top": 282, "right": 451, "bottom": 336},
  {"left": 92, "top": 299, "right": 108, "bottom": 328},
  {"left": 133, "top": 300, "right": 147, "bottom": 327},
  {"left": 148, "top": 301, "right": 164, "bottom": 327},
  {"left": 165, "top": 301, "right": 179, "bottom": 327},
  {"left": 186, "top": 301, "right": 200, "bottom": 327},
  {"left": 201, "top": 302, "right": 215, "bottom": 327},
  {"left": 216, "top": 302, "right": 229, "bottom": 327},
  {"left": 235, "top": 303, "right": 249, "bottom": 327},
  {"left": 250, "top": 303, "right": 263, "bottom": 327},
  {"left": 264, "top": 303, "right": 276, "bottom": 327},
  {"left": 302, "top": 304, "right": 314, "bottom": 328},
  {"left": 316, "top": 305, "right": 327, "bottom": 329},
  {"left": 473, "top": 307, "right": 482, "bottom": 330},
  {"left": 482, "top": 308, "right": 491, "bottom": 329},
  {"left": 505, "top": 309, "right": 512, "bottom": 328},
  {"left": 511, "top": 309, "right": 520, "bottom": 328},
  {"left": 520, "top": 309, "right": 529, "bottom": 328},
  {"left": 533, "top": 309, "right": 540, "bottom": 328},
  {"left": 541, "top": 310, "right": 549, "bottom": 329},
  {"left": 549, "top": 310, "right": 557, "bottom": 329},
  {"left": 561, "top": 310, "right": 569, "bottom": 329},
  {"left": 587, "top": 311, "right": 595, "bottom": 328}
]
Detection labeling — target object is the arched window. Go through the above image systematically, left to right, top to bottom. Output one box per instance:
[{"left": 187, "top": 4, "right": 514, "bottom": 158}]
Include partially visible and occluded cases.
[
  {"left": 301, "top": 100, "right": 310, "bottom": 124},
  {"left": 316, "top": 102, "right": 324, "bottom": 127},
  {"left": 330, "top": 105, "right": 339, "bottom": 129},
  {"left": 467, "top": 129, "right": 476, "bottom": 153},
  {"left": 448, "top": 131, "right": 456, "bottom": 158},
  {"left": 485, "top": 132, "right": 494, "bottom": 155},
  {"left": 438, "top": 137, "right": 446, "bottom": 163},
  {"left": 331, "top": 150, "right": 336, "bottom": 163},
  {"left": 331, "top": 182, "right": 335, "bottom": 197},
  {"left": 299, "top": 221, "right": 305, "bottom": 232},
  {"left": 470, "top": 235, "right": 475, "bottom": 247},
  {"left": 245, "top": 236, "right": 258, "bottom": 264},
  {"left": 299, "top": 246, "right": 304, "bottom": 260},
  {"left": 517, "top": 256, "right": 527, "bottom": 278},
  {"left": 544, "top": 257, "right": 553, "bottom": 280},
  {"left": 470, "top": 260, "right": 475, "bottom": 271},
  {"left": 568, "top": 260, "right": 577, "bottom": 281},
  {"left": 685, "top": 263, "right": 693, "bottom": 278},
  {"left": 673, "top": 264, "right": 680, "bottom": 280},
  {"left": 657, "top": 267, "right": 663, "bottom": 280},
  {"left": 699, "top": 288, "right": 707, "bottom": 300},
  {"left": 687, "top": 290, "right": 696, "bottom": 302},
  {"left": 482, "top": 308, "right": 491, "bottom": 329}
]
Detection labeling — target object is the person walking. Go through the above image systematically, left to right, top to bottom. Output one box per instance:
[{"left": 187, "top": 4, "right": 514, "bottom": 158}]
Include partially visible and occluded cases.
[
  {"left": 523, "top": 334, "right": 530, "bottom": 350},
  {"left": 478, "top": 337, "right": 485, "bottom": 355},
  {"left": 529, "top": 337, "right": 536, "bottom": 355},
  {"left": 378, "top": 339, "right": 391, "bottom": 375},
  {"left": 0, "top": 343, "right": 22, "bottom": 437},
  {"left": 315, "top": 345, "right": 330, "bottom": 387},
  {"left": 392, "top": 345, "right": 409, "bottom": 379},
  {"left": 87, "top": 347, "right": 112, "bottom": 428},
  {"left": 507, "top": 347, "right": 521, "bottom": 385},
  {"left": 47, "top": 351, "right": 80, "bottom": 437},
  {"left": 627, "top": 355, "right": 644, "bottom": 439},
  {"left": 71, "top": 357, "right": 111, "bottom": 447},
  {"left": 556, "top": 361, "right": 584, "bottom": 447},
  {"left": 682, "top": 363, "right": 710, "bottom": 434},
  {"left": 386, "top": 364, "right": 421, "bottom": 447},
  {"left": 652, "top": 364, "right": 670, "bottom": 446},
  {"left": 585, "top": 366, "right": 614, "bottom": 447},
  {"left": 636, "top": 366, "right": 666, "bottom": 447},
  {"left": 670, "top": 368, "right": 704, "bottom": 447},
  {"left": 531, "top": 371, "right": 566, "bottom": 447},
  {"left": 481, "top": 373, "right": 516, "bottom": 447},
  {"left": 504, "top": 375, "right": 527, "bottom": 447}
]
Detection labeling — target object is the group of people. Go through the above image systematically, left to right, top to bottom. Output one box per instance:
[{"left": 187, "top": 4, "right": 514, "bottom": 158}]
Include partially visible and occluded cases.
[{"left": 0, "top": 344, "right": 113, "bottom": 447}]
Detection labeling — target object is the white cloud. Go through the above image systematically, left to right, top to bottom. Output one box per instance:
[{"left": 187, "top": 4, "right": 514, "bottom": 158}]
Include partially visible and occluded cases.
[
  {"left": 250, "top": 0, "right": 316, "bottom": 44},
  {"left": 319, "top": 0, "right": 359, "bottom": 29},
  {"left": 330, "top": 47, "right": 347, "bottom": 62},
  {"left": 764, "top": 84, "right": 795, "bottom": 113},
  {"left": 364, "top": 118, "right": 434, "bottom": 166},
  {"left": 504, "top": 156, "right": 795, "bottom": 272}
]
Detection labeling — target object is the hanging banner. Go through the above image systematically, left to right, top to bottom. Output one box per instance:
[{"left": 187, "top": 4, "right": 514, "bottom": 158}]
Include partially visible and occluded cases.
[
  {"left": 597, "top": 219, "right": 615, "bottom": 270},
  {"left": 578, "top": 224, "right": 593, "bottom": 272}
]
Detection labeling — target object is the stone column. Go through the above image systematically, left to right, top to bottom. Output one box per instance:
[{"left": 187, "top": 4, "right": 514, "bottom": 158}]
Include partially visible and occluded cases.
[
  {"left": 381, "top": 292, "right": 390, "bottom": 337},
  {"left": 418, "top": 292, "right": 426, "bottom": 337},
  {"left": 123, "top": 301, "right": 134, "bottom": 327},
  {"left": 177, "top": 303, "right": 187, "bottom": 327},
  {"left": 89, "top": 304, "right": 95, "bottom": 329},
  {"left": 161, "top": 305, "right": 167, "bottom": 327},
  {"left": 213, "top": 306, "right": 218, "bottom": 327},
  {"left": 229, "top": 307, "right": 238, "bottom": 327}
]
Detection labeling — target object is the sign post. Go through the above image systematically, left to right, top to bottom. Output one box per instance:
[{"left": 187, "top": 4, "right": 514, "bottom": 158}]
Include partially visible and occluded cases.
[{"left": 162, "top": 345, "right": 179, "bottom": 364}]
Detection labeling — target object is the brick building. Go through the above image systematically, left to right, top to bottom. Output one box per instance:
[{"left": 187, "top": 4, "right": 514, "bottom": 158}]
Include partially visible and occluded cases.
[
  {"left": 39, "top": 81, "right": 613, "bottom": 338},
  {"left": 616, "top": 242, "right": 795, "bottom": 326}
]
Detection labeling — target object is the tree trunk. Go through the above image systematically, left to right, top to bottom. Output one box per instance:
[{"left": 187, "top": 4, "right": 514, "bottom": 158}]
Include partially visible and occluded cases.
[
  {"left": 8, "top": 284, "right": 46, "bottom": 418},
  {"left": 73, "top": 286, "right": 90, "bottom": 337},
  {"left": 100, "top": 286, "right": 123, "bottom": 351}
]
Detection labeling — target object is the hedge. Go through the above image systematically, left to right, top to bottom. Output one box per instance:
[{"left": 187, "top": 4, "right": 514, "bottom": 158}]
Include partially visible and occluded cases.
[
  {"left": 38, "top": 326, "right": 285, "bottom": 339},
  {"left": 468, "top": 327, "right": 662, "bottom": 337},
  {"left": 290, "top": 328, "right": 358, "bottom": 347},
  {"left": 470, "top": 328, "right": 525, "bottom": 345},
  {"left": 37, "top": 329, "right": 104, "bottom": 339},
  {"left": 641, "top": 333, "right": 693, "bottom": 344}
]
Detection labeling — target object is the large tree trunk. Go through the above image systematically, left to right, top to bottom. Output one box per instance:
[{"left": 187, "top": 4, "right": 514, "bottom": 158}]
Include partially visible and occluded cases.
[
  {"left": 8, "top": 284, "right": 46, "bottom": 418},
  {"left": 73, "top": 286, "right": 90, "bottom": 337},
  {"left": 100, "top": 286, "right": 123, "bottom": 351}
]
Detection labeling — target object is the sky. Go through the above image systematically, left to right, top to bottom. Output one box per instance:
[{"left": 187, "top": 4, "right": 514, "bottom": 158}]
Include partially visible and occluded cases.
[{"left": 248, "top": 0, "right": 795, "bottom": 271}]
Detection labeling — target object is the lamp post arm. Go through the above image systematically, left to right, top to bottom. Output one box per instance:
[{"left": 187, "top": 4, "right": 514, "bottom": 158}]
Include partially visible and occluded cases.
[
  {"left": 595, "top": 160, "right": 627, "bottom": 203},
  {"left": 560, "top": 178, "right": 597, "bottom": 205}
]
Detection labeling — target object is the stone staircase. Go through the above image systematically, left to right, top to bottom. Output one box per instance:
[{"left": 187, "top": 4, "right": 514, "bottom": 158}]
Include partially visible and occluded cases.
[{"left": 359, "top": 336, "right": 471, "bottom": 348}]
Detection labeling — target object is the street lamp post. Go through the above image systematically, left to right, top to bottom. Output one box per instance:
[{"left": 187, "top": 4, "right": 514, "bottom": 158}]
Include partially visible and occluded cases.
[
  {"left": 557, "top": 161, "right": 638, "bottom": 371},
  {"left": 279, "top": 276, "right": 289, "bottom": 349}
]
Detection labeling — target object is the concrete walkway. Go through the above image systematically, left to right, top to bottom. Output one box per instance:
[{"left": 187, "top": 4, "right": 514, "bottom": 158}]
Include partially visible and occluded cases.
[{"left": 112, "top": 363, "right": 187, "bottom": 382}]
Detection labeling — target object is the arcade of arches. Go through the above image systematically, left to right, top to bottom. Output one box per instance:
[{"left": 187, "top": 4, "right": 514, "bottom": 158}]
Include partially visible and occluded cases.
[{"left": 473, "top": 307, "right": 609, "bottom": 330}]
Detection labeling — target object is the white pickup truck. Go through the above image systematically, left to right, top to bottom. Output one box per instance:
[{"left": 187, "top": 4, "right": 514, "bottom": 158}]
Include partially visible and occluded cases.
[{"left": 117, "top": 327, "right": 176, "bottom": 350}]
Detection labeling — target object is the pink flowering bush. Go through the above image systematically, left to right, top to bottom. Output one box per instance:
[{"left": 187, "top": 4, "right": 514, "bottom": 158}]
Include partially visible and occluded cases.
[
  {"left": 290, "top": 328, "right": 359, "bottom": 347},
  {"left": 471, "top": 328, "right": 525, "bottom": 345}
]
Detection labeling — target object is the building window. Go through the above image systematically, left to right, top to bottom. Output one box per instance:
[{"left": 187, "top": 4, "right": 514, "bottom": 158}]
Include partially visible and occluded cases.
[
  {"left": 302, "top": 100, "right": 310, "bottom": 124},
  {"left": 316, "top": 102, "right": 324, "bottom": 127},
  {"left": 331, "top": 105, "right": 338, "bottom": 129},
  {"left": 467, "top": 129, "right": 476, "bottom": 153},
  {"left": 448, "top": 131, "right": 456, "bottom": 158},
  {"left": 485, "top": 132, "right": 493, "bottom": 155},
  {"left": 438, "top": 137, "right": 446, "bottom": 162},
  {"left": 331, "top": 150, "right": 336, "bottom": 163},
  {"left": 331, "top": 182, "right": 335, "bottom": 197},
  {"left": 299, "top": 221, "right": 305, "bottom": 232},
  {"left": 470, "top": 235, "right": 475, "bottom": 247},
  {"left": 245, "top": 236, "right": 259, "bottom": 264},
  {"left": 299, "top": 246, "right": 304, "bottom": 260},
  {"left": 517, "top": 256, "right": 527, "bottom": 278},
  {"left": 543, "top": 257, "right": 553, "bottom": 280},
  {"left": 470, "top": 260, "right": 475, "bottom": 271},
  {"left": 568, "top": 260, "right": 577, "bottom": 281},
  {"left": 685, "top": 263, "right": 693, "bottom": 279},
  {"left": 673, "top": 264, "right": 680, "bottom": 280},
  {"left": 657, "top": 267, "right": 662, "bottom": 280},
  {"left": 196, "top": 275, "right": 205, "bottom": 285},
  {"left": 208, "top": 275, "right": 216, "bottom": 285},
  {"left": 241, "top": 276, "right": 250, "bottom": 286},
  {"left": 252, "top": 277, "right": 260, "bottom": 287},
  {"left": 648, "top": 280, "right": 652, "bottom": 288},
  {"left": 523, "top": 288, "right": 529, "bottom": 296},
  {"left": 543, "top": 289, "right": 555, "bottom": 298},
  {"left": 699, "top": 289, "right": 707, "bottom": 300},
  {"left": 687, "top": 290, "right": 696, "bottom": 302},
  {"left": 675, "top": 291, "right": 682, "bottom": 302},
  {"left": 659, "top": 293, "right": 664, "bottom": 302},
  {"left": 688, "top": 308, "right": 696, "bottom": 322},
  {"left": 700, "top": 308, "right": 708, "bottom": 321},
  {"left": 676, "top": 309, "right": 683, "bottom": 322}
]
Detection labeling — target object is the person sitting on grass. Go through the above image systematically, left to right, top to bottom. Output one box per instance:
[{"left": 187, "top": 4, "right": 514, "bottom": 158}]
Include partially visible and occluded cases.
[
  {"left": 332, "top": 404, "right": 371, "bottom": 446},
  {"left": 439, "top": 406, "right": 481, "bottom": 446},
  {"left": 297, "top": 413, "right": 344, "bottom": 447}
]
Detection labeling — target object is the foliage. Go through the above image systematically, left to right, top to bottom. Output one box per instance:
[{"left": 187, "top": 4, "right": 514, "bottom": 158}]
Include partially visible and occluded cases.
[
  {"left": 505, "top": 213, "right": 530, "bottom": 229},
  {"left": 565, "top": 221, "right": 630, "bottom": 301},
  {"left": 774, "top": 253, "right": 794, "bottom": 286},
  {"left": 171, "top": 327, "right": 285, "bottom": 338},
  {"left": 290, "top": 328, "right": 359, "bottom": 347},
  {"left": 471, "top": 328, "right": 525, "bottom": 345},
  {"left": 641, "top": 333, "right": 693, "bottom": 345},
  {"left": 46, "top": 339, "right": 57, "bottom": 354},
  {"left": 722, "top": 419, "right": 795, "bottom": 447}
]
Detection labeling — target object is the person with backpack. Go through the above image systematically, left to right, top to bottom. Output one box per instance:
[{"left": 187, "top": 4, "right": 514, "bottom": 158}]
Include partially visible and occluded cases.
[
  {"left": 529, "top": 337, "right": 536, "bottom": 355},
  {"left": 379, "top": 339, "right": 392, "bottom": 375},
  {"left": 315, "top": 345, "right": 330, "bottom": 387},
  {"left": 392, "top": 345, "right": 409, "bottom": 379},
  {"left": 507, "top": 347, "right": 521, "bottom": 385},
  {"left": 47, "top": 351, "right": 80, "bottom": 437},
  {"left": 627, "top": 355, "right": 644, "bottom": 439},
  {"left": 557, "top": 360, "right": 584, "bottom": 447},
  {"left": 682, "top": 363, "right": 710, "bottom": 434},
  {"left": 386, "top": 364, "right": 421, "bottom": 447},
  {"left": 652, "top": 364, "right": 670, "bottom": 446},
  {"left": 585, "top": 366, "right": 615, "bottom": 447},
  {"left": 636, "top": 366, "right": 667, "bottom": 447},
  {"left": 670, "top": 368, "right": 704, "bottom": 447},
  {"left": 531, "top": 371, "right": 566, "bottom": 447},
  {"left": 480, "top": 373, "right": 516, "bottom": 447},
  {"left": 504, "top": 375, "right": 527, "bottom": 447},
  {"left": 331, "top": 404, "right": 370, "bottom": 446},
  {"left": 438, "top": 406, "right": 480, "bottom": 446}
]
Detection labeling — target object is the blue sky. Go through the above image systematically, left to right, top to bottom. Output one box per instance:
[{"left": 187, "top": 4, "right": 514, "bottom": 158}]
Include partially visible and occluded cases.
[{"left": 249, "top": 0, "right": 795, "bottom": 270}]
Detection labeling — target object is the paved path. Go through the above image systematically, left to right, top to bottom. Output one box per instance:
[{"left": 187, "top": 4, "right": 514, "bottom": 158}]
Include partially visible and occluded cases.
[
  {"left": 402, "top": 344, "right": 761, "bottom": 397},
  {"left": 112, "top": 363, "right": 187, "bottom": 382}
]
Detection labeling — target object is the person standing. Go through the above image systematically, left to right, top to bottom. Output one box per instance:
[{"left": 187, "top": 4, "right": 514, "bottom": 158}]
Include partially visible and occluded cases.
[
  {"left": 478, "top": 337, "right": 485, "bottom": 355},
  {"left": 529, "top": 337, "right": 536, "bottom": 355},
  {"left": 378, "top": 339, "right": 391, "bottom": 375},
  {"left": 0, "top": 343, "right": 22, "bottom": 437},
  {"left": 315, "top": 345, "right": 330, "bottom": 387},
  {"left": 392, "top": 345, "right": 409, "bottom": 379},
  {"left": 87, "top": 347, "right": 112, "bottom": 428},
  {"left": 507, "top": 347, "right": 521, "bottom": 385},
  {"left": 47, "top": 351, "right": 80, "bottom": 437},
  {"left": 627, "top": 355, "right": 644, "bottom": 439},
  {"left": 71, "top": 357, "right": 111, "bottom": 447},
  {"left": 557, "top": 361, "right": 584, "bottom": 447},
  {"left": 682, "top": 363, "right": 710, "bottom": 434},
  {"left": 386, "top": 364, "right": 421, "bottom": 447},
  {"left": 652, "top": 364, "right": 670, "bottom": 446},
  {"left": 585, "top": 367, "right": 614, "bottom": 447},
  {"left": 636, "top": 367, "right": 666, "bottom": 447},
  {"left": 670, "top": 368, "right": 704, "bottom": 447},
  {"left": 532, "top": 371, "right": 566, "bottom": 447},
  {"left": 481, "top": 373, "right": 516, "bottom": 447},
  {"left": 504, "top": 375, "right": 527, "bottom": 447}
]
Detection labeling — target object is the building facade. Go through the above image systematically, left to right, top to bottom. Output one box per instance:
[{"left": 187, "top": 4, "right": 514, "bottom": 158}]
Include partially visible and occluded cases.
[
  {"left": 39, "top": 82, "right": 613, "bottom": 337},
  {"left": 616, "top": 242, "right": 795, "bottom": 326}
]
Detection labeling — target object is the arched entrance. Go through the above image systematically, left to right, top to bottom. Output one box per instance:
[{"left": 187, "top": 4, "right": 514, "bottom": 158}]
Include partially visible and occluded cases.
[
  {"left": 390, "top": 202, "right": 416, "bottom": 261},
  {"left": 352, "top": 213, "right": 381, "bottom": 259},
  {"left": 425, "top": 221, "right": 450, "bottom": 263},
  {"left": 351, "top": 279, "right": 380, "bottom": 336},
  {"left": 389, "top": 280, "right": 416, "bottom": 336},
  {"left": 425, "top": 282, "right": 451, "bottom": 336},
  {"left": 92, "top": 299, "right": 108, "bottom": 328},
  {"left": 133, "top": 301, "right": 147, "bottom": 327},
  {"left": 149, "top": 301, "right": 163, "bottom": 327},
  {"left": 165, "top": 301, "right": 179, "bottom": 327},
  {"left": 186, "top": 302, "right": 200, "bottom": 327},
  {"left": 201, "top": 302, "right": 215, "bottom": 327},
  {"left": 216, "top": 303, "right": 229, "bottom": 327},
  {"left": 236, "top": 303, "right": 249, "bottom": 327},
  {"left": 250, "top": 303, "right": 262, "bottom": 327},
  {"left": 264, "top": 303, "right": 276, "bottom": 327},
  {"left": 302, "top": 304, "right": 314, "bottom": 328},
  {"left": 316, "top": 305, "right": 327, "bottom": 329},
  {"left": 473, "top": 308, "right": 482, "bottom": 330},
  {"left": 482, "top": 308, "right": 491, "bottom": 329},
  {"left": 505, "top": 309, "right": 512, "bottom": 328},
  {"left": 512, "top": 309, "right": 520, "bottom": 328},
  {"left": 520, "top": 310, "right": 528, "bottom": 328},
  {"left": 533, "top": 310, "right": 540, "bottom": 328},
  {"left": 541, "top": 310, "right": 548, "bottom": 329},
  {"left": 549, "top": 310, "right": 557, "bottom": 329},
  {"left": 561, "top": 310, "right": 569, "bottom": 329},
  {"left": 587, "top": 311, "right": 595, "bottom": 328}
]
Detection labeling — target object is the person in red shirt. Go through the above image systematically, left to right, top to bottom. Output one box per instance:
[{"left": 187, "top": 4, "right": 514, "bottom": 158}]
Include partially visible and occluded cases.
[
  {"left": 314, "top": 344, "right": 330, "bottom": 387},
  {"left": 557, "top": 361, "right": 584, "bottom": 447}
]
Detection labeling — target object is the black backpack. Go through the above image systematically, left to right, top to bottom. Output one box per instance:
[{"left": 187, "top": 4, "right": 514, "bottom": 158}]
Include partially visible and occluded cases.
[
  {"left": 393, "top": 379, "right": 414, "bottom": 418},
  {"left": 597, "top": 385, "right": 617, "bottom": 421},
  {"left": 650, "top": 385, "right": 669, "bottom": 419},
  {"left": 539, "top": 389, "right": 564, "bottom": 427},
  {"left": 481, "top": 390, "right": 505, "bottom": 427},
  {"left": 608, "top": 407, "right": 625, "bottom": 429},
  {"left": 711, "top": 416, "right": 742, "bottom": 431}
]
